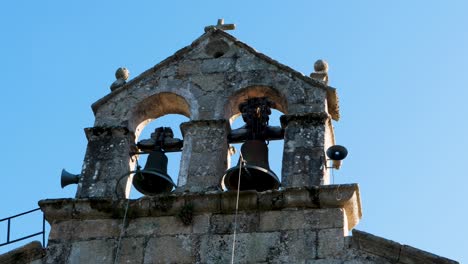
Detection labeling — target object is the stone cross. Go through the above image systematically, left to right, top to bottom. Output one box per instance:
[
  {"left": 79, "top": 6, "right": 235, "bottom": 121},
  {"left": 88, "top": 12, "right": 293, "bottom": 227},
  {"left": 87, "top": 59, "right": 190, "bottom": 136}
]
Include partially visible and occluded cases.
[{"left": 204, "top": 18, "right": 236, "bottom": 32}]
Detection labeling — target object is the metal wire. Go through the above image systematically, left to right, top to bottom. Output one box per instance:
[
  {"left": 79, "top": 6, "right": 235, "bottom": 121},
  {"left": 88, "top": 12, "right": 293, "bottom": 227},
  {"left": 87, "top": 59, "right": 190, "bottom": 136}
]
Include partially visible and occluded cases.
[
  {"left": 230, "top": 151, "right": 244, "bottom": 264},
  {"left": 113, "top": 159, "right": 138, "bottom": 264},
  {"left": 114, "top": 190, "right": 132, "bottom": 264}
]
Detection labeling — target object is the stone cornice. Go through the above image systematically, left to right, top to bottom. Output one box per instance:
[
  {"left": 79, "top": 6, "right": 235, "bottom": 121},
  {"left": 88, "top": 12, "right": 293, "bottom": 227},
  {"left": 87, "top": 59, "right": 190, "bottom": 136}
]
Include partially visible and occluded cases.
[
  {"left": 39, "top": 184, "right": 361, "bottom": 231},
  {"left": 351, "top": 230, "right": 459, "bottom": 264}
]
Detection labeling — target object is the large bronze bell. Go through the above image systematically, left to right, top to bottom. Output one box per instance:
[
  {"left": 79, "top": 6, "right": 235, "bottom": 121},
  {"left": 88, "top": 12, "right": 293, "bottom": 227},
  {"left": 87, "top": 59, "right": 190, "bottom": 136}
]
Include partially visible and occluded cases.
[
  {"left": 222, "top": 140, "right": 280, "bottom": 192},
  {"left": 132, "top": 150, "right": 175, "bottom": 195}
]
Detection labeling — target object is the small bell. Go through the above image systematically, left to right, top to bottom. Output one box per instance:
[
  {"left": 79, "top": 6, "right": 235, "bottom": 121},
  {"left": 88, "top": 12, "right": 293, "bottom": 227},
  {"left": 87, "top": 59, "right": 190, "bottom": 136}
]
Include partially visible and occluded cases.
[{"left": 132, "top": 149, "right": 175, "bottom": 195}]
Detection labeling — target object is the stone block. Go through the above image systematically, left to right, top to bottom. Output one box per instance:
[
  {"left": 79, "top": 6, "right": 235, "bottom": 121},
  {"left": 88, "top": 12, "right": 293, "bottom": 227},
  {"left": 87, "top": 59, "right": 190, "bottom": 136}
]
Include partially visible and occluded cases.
[
  {"left": 235, "top": 55, "right": 275, "bottom": 71},
  {"left": 200, "top": 58, "right": 234, "bottom": 73},
  {"left": 176, "top": 60, "right": 201, "bottom": 76},
  {"left": 191, "top": 73, "right": 225, "bottom": 93},
  {"left": 283, "top": 124, "right": 326, "bottom": 148},
  {"left": 282, "top": 147, "right": 326, "bottom": 187},
  {"left": 282, "top": 188, "right": 316, "bottom": 208},
  {"left": 221, "top": 190, "right": 258, "bottom": 213},
  {"left": 257, "top": 190, "right": 286, "bottom": 210},
  {"left": 185, "top": 192, "right": 221, "bottom": 214},
  {"left": 147, "top": 194, "right": 185, "bottom": 217},
  {"left": 40, "top": 198, "right": 75, "bottom": 222},
  {"left": 72, "top": 199, "right": 117, "bottom": 219},
  {"left": 259, "top": 208, "right": 344, "bottom": 232},
  {"left": 303, "top": 208, "right": 345, "bottom": 229},
  {"left": 258, "top": 210, "right": 306, "bottom": 231},
  {"left": 192, "top": 213, "right": 211, "bottom": 234},
  {"left": 210, "top": 213, "right": 259, "bottom": 234},
  {"left": 125, "top": 214, "right": 210, "bottom": 237},
  {"left": 125, "top": 216, "right": 190, "bottom": 236},
  {"left": 49, "top": 219, "right": 120, "bottom": 242},
  {"left": 48, "top": 220, "right": 76, "bottom": 242},
  {"left": 317, "top": 228, "right": 345, "bottom": 258},
  {"left": 276, "top": 229, "right": 317, "bottom": 262},
  {"left": 351, "top": 230, "right": 401, "bottom": 262},
  {"left": 199, "top": 232, "right": 281, "bottom": 263},
  {"left": 144, "top": 235, "right": 195, "bottom": 264},
  {"left": 115, "top": 237, "right": 145, "bottom": 264},
  {"left": 69, "top": 239, "right": 115, "bottom": 264},
  {"left": 44, "top": 242, "right": 71, "bottom": 264},
  {"left": 399, "top": 245, "right": 459, "bottom": 264}
]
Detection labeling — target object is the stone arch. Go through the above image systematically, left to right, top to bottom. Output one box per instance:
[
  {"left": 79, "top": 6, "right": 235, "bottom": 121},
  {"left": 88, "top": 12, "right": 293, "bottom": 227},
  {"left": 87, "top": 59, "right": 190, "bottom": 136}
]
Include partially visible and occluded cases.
[
  {"left": 224, "top": 85, "right": 288, "bottom": 123},
  {"left": 122, "top": 92, "right": 191, "bottom": 197},
  {"left": 131, "top": 92, "right": 191, "bottom": 140}
]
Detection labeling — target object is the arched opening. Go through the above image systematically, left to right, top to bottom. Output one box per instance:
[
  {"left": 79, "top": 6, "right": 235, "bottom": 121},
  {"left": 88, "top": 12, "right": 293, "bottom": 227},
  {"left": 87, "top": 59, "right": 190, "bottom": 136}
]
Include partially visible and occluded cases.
[
  {"left": 224, "top": 87, "right": 287, "bottom": 191},
  {"left": 124, "top": 92, "right": 191, "bottom": 198},
  {"left": 131, "top": 92, "right": 191, "bottom": 139},
  {"left": 226, "top": 109, "right": 285, "bottom": 190},
  {"left": 129, "top": 114, "right": 189, "bottom": 199}
]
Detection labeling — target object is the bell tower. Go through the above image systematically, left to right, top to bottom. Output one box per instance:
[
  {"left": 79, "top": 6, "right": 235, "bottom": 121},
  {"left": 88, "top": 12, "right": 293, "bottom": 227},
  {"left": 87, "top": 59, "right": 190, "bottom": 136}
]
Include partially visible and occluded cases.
[{"left": 5, "top": 22, "right": 455, "bottom": 264}]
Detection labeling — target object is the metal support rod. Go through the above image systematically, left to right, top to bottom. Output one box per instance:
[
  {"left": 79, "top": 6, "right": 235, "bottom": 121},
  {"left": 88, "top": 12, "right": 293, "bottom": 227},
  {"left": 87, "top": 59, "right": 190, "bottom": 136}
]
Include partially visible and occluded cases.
[
  {"left": 0, "top": 208, "right": 46, "bottom": 248},
  {"left": 0, "top": 208, "right": 41, "bottom": 221},
  {"left": 42, "top": 214, "right": 46, "bottom": 247},
  {"left": 6, "top": 219, "right": 10, "bottom": 244},
  {"left": 0, "top": 232, "right": 44, "bottom": 247}
]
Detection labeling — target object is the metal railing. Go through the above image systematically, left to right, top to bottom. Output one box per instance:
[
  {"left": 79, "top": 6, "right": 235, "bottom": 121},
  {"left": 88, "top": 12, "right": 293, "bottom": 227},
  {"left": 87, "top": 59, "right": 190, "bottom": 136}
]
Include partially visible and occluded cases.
[{"left": 0, "top": 208, "right": 45, "bottom": 247}]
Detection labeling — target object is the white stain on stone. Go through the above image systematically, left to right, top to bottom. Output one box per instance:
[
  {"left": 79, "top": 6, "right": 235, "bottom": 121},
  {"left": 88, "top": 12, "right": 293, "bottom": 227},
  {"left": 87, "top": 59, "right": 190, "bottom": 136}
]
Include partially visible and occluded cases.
[{"left": 92, "top": 162, "right": 101, "bottom": 180}]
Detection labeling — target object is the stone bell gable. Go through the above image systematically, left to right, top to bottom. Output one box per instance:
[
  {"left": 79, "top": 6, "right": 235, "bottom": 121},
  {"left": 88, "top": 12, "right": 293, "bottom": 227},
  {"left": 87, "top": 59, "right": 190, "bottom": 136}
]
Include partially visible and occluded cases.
[{"left": 78, "top": 28, "right": 340, "bottom": 198}]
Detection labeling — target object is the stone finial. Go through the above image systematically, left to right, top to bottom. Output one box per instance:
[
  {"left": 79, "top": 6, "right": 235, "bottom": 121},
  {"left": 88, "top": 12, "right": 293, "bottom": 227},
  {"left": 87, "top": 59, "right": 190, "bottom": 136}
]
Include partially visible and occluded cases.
[
  {"left": 204, "top": 18, "right": 236, "bottom": 32},
  {"left": 310, "top": 59, "right": 329, "bottom": 85},
  {"left": 314, "top": 59, "right": 328, "bottom": 73},
  {"left": 110, "top": 67, "right": 130, "bottom": 91}
]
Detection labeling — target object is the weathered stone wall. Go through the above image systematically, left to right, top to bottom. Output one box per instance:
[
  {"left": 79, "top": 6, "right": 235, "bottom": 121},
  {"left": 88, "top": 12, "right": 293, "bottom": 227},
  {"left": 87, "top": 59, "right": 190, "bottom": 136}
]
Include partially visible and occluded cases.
[
  {"left": 77, "top": 126, "right": 136, "bottom": 198},
  {"left": 14, "top": 185, "right": 455, "bottom": 264},
  {"left": 37, "top": 186, "right": 362, "bottom": 264},
  {"left": 44, "top": 208, "right": 346, "bottom": 263}
]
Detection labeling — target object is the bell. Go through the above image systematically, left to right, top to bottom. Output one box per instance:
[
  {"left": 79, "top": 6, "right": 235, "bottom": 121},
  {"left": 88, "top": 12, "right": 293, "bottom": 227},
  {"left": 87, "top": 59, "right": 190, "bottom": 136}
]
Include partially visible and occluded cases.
[
  {"left": 222, "top": 140, "right": 280, "bottom": 192},
  {"left": 132, "top": 150, "right": 175, "bottom": 195}
]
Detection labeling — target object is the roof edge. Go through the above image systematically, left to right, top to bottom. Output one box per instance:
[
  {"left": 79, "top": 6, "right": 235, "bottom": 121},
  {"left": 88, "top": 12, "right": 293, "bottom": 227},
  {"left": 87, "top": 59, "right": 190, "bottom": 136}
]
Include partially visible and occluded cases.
[
  {"left": 91, "top": 30, "right": 214, "bottom": 114},
  {"left": 351, "top": 229, "right": 459, "bottom": 264},
  {"left": 0, "top": 241, "right": 45, "bottom": 263}
]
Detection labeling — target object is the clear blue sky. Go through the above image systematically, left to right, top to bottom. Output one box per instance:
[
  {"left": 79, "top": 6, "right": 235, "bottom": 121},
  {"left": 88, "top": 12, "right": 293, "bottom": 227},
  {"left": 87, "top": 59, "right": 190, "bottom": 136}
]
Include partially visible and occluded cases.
[{"left": 0, "top": 0, "right": 466, "bottom": 262}]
